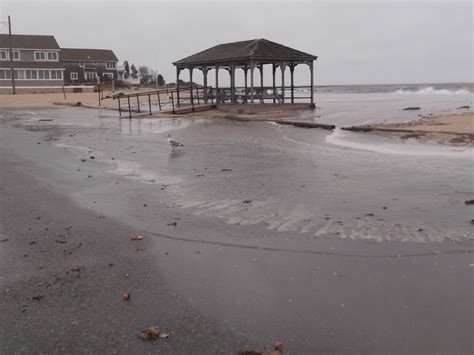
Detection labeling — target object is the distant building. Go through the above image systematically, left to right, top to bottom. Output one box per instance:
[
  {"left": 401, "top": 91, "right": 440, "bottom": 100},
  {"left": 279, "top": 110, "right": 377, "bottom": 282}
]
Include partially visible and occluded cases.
[
  {"left": 0, "top": 34, "right": 65, "bottom": 93},
  {"left": 61, "top": 48, "right": 119, "bottom": 85}
]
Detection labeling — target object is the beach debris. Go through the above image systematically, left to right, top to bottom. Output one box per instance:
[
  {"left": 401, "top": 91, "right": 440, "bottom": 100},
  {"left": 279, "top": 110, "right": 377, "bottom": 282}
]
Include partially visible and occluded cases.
[
  {"left": 457, "top": 105, "right": 470, "bottom": 109},
  {"left": 403, "top": 107, "right": 421, "bottom": 111},
  {"left": 38, "top": 118, "right": 53, "bottom": 121},
  {"left": 89, "top": 156, "right": 95, "bottom": 159},
  {"left": 221, "top": 168, "right": 233, "bottom": 171},
  {"left": 242, "top": 199, "right": 253, "bottom": 204},
  {"left": 464, "top": 200, "right": 474, "bottom": 205},
  {"left": 365, "top": 213, "right": 375, "bottom": 217},
  {"left": 470, "top": 219, "right": 474, "bottom": 225},
  {"left": 167, "top": 221, "right": 178, "bottom": 227},
  {"left": 131, "top": 234, "right": 144, "bottom": 241},
  {"left": 0, "top": 239, "right": 9, "bottom": 243},
  {"left": 71, "top": 266, "right": 84, "bottom": 272},
  {"left": 122, "top": 291, "right": 131, "bottom": 300},
  {"left": 32, "top": 294, "right": 44, "bottom": 301},
  {"left": 138, "top": 326, "right": 169, "bottom": 341},
  {"left": 238, "top": 341, "right": 284, "bottom": 355},
  {"left": 273, "top": 341, "right": 284, "bottom": 355},
  {"left": 238, "top": 350, "right": 263, "bottom": 355}
]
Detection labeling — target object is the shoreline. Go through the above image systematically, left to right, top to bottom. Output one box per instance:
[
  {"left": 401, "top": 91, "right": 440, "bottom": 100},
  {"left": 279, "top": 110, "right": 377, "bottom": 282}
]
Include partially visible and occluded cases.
[{"left": 342, "top": 112, "right": 473, "bottom": 145}]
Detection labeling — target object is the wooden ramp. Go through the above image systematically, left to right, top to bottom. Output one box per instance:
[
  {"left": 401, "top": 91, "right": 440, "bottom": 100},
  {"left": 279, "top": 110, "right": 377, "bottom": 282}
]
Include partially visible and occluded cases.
[{"left": 163, "top": 104, "right": 215, "bottom": 115}]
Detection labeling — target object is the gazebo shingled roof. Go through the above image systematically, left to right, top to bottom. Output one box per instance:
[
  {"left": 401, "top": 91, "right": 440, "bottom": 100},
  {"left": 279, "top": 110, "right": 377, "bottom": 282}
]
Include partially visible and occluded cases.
[
  {"left": 172, "top": 38, "right": 318, "bottom": 107},
  {"left": 173, "top": 38, "right": 317, "bottom": 66}
]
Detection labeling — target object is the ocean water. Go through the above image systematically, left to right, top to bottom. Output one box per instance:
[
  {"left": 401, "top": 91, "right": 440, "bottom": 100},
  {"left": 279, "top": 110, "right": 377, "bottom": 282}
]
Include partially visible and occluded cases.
[{"left": 313, "top": 82, "right": 474, "bottom": 94}]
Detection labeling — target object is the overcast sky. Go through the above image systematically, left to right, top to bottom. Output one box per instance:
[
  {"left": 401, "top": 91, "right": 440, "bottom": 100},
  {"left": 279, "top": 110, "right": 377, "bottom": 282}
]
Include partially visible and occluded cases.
[{"left": 1, "top": 0, "right": 472, "bottom": 86}]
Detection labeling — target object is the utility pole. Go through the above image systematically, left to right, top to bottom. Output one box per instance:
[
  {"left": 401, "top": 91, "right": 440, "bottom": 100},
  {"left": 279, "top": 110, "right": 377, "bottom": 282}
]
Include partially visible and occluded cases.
[{"left": 8, "top": 16, "right": 16, "bottom": 94}]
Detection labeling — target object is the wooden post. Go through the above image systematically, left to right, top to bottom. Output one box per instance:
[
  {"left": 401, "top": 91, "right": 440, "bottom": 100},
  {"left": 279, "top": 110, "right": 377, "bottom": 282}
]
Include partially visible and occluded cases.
[
  {"left": 8, "top": 16, "right": 15, "bottom": 95},
  {"left": 309, "top": 61, "right": 314, "bottom": 105},
  {"left": 250, "top": 62, "right": 255, "bottom": 110},
  {"left": 280, "top": 63, "right": 286, "bottom": 104},
  {"left": 272, "top": 64, "right": 276, "bottom": 104},
  {"left": 290, "top": 64, "right": 295, "bottom": 104},
  {"left": 215, "top": 65, "right": 219, "bottom": 104},
  {"left": 229, "top": 65, "right": 235, "bottom": 104},
  {"left": 259, "top": 65, "right": 264, "bottom": 103},
  {"left": 203, "top": 66, "right": 208, "bottom": 104},
  {"left": 176, "top": 67, "right": 181, "bottom": 107},
  {"left": 189, "top": 67, "right": 194, "bottom": 112},
  {"left": 243, "top": 67, "right": 248, "bottom": 102},
  {"left": 171, "top": 91, "right": 175, "bottom": 113},
  {"left": 157, "top": 92, "right": 161, "bottom": 110},
  {"left": 136, "top": 94, "right": 140, "bottom": 113},
  {"left": 148, "top": 94, "right": 152, "bottom": 115},
  {"left": 118, "top": 97, "right": 121, "bottom": 116},
  {"left": 127, "top": 97, "right": 132, "bottom": 118}
]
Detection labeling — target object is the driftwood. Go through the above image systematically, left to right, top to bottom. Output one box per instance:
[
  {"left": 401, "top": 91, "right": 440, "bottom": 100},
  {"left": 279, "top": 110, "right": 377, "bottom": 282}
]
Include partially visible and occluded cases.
[
  {"left": 275, "top": 120, "right": 335, "bottom": 130},
  {"left": 342, "top": 126, "right": 474, "bottom": 137}
]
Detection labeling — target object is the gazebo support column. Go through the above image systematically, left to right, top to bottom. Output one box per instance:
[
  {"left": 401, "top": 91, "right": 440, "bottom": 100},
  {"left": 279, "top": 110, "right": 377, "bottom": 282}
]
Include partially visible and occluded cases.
[
  {"left": 309, "top": 61, "right": 314, "bottom": 105},
  {"left": 250, "top": 62, "right": 255, "bottom": 107},
  {"left": 280, "top": 63, "right": 286, "bottom": 104},
  {"left": 230, "top": 64, "right": 236, "bottom": 104},
  {"left": 272, "top": 64, "right": 277, "bottom": 104},
  {"left": 290, "top": 64, "right": 296, "bottom": 104},
  {"left": 215, "top": 65, "right": 219, "bottom": 104},
  {"left": 259, "top": 65, "right": 264, "bottom": 103},
  {"left": 202, "top": 66, "right": 208, "bottom": 104},
  {"left": 176, "top": 67, "right": 181, "bottom": 107},
  {"left": 189, "top": 67, "right": 194, "bottom": 111},
  {"left": 243, "top": 67, "right": 248, "bottom": 103}
]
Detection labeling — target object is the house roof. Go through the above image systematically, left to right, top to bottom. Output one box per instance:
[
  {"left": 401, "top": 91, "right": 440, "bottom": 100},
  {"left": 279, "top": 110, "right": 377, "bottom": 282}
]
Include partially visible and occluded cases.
[
  {"left": 0, "top": 34, "right": 60, "bottom": 50},
  {"left": 173, "top": 38, "right": 317, "bottom": 66},
  {"left": 61, "top": 48, "right": 118, "bottom": 62}
]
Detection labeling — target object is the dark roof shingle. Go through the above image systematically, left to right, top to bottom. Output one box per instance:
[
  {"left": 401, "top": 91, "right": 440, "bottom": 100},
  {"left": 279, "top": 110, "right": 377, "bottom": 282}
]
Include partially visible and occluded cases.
[
  {"left": 0, "top": 34, "right": 60, "bottom": 50},
  {"left": 174, "top": 38, "right": 317, "bottom": 66},
  {"left": 61, "top": 48, "right": 118, "bottom": 62}
]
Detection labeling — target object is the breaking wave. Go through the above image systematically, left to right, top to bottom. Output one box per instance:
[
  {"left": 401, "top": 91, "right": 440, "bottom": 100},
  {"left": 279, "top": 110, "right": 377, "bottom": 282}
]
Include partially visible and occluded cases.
[{"left": 394, "top": 87, "right": 471, "bottom": 95}]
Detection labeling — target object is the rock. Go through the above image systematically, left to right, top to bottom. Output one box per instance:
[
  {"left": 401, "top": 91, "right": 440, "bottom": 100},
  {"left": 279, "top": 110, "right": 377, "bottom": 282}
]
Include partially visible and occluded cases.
[
  {"left": 457, "top": 105, "right": 470, "bottom": 109},
  {"left": 403, "top": 107, "right": 421, "bottom": 111},
  {"left": 90, "top": 156, "right": 95, "bottom": 159},
  {"left": 242, "top": 200, "right": 253, "bottom": 204},
  {"left": 465, "top": 200, "right": 474, "bottom": 205},
  {"left": 167, "top": 221, "right": 177, "bottom": 227}
]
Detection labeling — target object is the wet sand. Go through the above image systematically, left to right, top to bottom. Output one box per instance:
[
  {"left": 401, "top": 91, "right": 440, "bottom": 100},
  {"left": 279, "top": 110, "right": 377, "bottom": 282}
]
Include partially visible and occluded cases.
[
  {"left": 1, "top": 107, "right": 473, "bottom": 353},
  {"left": 345, "top": 113, "right": 474, "bottom": 145}
]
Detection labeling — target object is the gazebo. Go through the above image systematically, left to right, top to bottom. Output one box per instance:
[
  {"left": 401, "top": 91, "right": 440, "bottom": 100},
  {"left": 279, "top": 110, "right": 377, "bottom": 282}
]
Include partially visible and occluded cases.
[{"left": 173, "top": 38, "right": 318, "bottom": 107}]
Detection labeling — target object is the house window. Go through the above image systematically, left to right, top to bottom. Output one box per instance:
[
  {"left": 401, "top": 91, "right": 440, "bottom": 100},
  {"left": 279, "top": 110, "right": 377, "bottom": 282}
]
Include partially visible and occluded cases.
[
  {"left": 0, "top": 50, "right": 20, "bottom": 61},
  {"left": 35, "top": 51, "right": 46, "bottom": 61},
  {"left": 47, "top": 52, "right": 58, "bottom": 61},
  {"left": 79, "top": 61, "right": 85, "bottom": 68},
  {"left": 106, "top": 62, "right": 116, "bottom": 69},
  {"left": 51, "top": 70, "right": 57, "bottom": 79},
  {"left": 57, "top": 71, "right": 63, "bottom": 80},
  {"left": 71, "top": 72, "right": 78, "bottom": 80},
  {"left": 85, "top": 72, "right": 97, "bottom": 81},
  {"left": 102, "top": 72, "right": 114, "bottom": 79}
]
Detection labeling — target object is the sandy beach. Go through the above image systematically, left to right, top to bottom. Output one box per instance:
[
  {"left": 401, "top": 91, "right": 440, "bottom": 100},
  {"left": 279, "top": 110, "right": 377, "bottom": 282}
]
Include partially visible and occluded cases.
[
  {"left": 0, "top": 88, "right": 174, "bottom": 109},
  {"left": 343, "top": 112, "right": 473, "bottom": 145}
]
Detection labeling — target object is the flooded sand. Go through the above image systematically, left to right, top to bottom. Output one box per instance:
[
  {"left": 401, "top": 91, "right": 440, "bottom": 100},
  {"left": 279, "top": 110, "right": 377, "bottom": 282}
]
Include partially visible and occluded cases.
[{"left": 1, "top": 97, "right": 473, "bottom": 353}]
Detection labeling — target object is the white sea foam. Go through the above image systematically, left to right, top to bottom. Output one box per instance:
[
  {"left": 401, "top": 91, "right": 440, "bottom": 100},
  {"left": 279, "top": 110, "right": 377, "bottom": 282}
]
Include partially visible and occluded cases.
[
  {"left": 394, "top": 87, "right": 472, "bottom": 95},
  {"left": 326, "top": 128, "right": 474, "bottom": 159}
]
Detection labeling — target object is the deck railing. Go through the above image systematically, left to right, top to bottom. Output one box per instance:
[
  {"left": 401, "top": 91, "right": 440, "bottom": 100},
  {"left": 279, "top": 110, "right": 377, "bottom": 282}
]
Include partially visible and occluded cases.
[{"left": 100, "top": 85, "right": 214, "bottom": 118}]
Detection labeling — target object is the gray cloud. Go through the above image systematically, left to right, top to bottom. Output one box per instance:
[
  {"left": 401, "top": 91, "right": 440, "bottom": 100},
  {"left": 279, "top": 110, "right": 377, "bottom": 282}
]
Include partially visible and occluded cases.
[{"left": 1, "top": 0, "right": 472, "bottom": 85}]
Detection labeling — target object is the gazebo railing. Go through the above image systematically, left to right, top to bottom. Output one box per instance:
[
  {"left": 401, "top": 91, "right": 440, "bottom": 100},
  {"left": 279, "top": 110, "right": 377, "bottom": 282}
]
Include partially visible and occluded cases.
[{"left": 214, "top": 85, "right": 313, "bottom": 104}]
